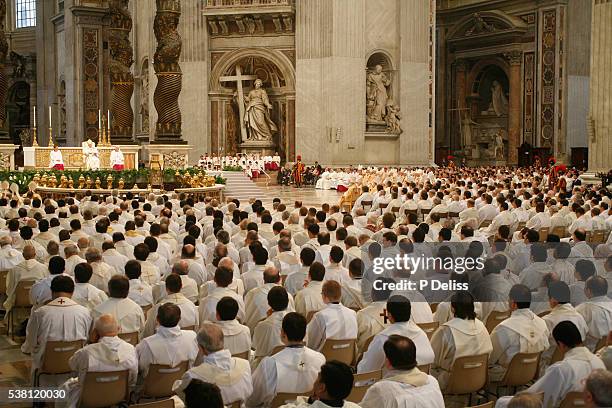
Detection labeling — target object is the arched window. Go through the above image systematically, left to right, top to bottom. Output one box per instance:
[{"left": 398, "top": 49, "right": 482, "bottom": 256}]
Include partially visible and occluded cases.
[{"left": 16, "top": 0, "right": 36, "bottom": 28}]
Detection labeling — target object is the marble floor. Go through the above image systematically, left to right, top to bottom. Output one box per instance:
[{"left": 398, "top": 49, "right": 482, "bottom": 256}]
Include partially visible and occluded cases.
[{"left": 254, "top": 185, "right": 344, "bottom": 208}]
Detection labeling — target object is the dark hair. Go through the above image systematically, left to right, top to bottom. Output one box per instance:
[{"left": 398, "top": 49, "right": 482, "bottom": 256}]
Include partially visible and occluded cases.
[
  {"left": 144, "top": 236, "right": 158, "bottom": 252},
  {"left": 134, "top": 243, "right": 150, "bottom": 261},
  {"left": 329, "top": 246, "right": 344, "bottom": 264},
  {"left": 300, "top": 247, "right": 316, "bottom": 266},
  {"left": 49, "top": 256, "right": 66, "bottom": 275},
  {"left": 575, "top": 259, "right": 597, "bottom": 281},
  {"left": 124, "top": 260, "right": 142, "bottom": 280},
  {"left": 309, "top": 262, "right": 326, "bottom": 282},
  {"left": 74, "top": 263, "right": 93, "bottom": 283},
  {"left": 214, "top": 266, "right": 234, "bottom": 287},
  {"left": 166, "top": 274, "right": 182, "bottom": 293},
  {"left": 51, "top": 275, "right": 75, "bottom": 294},
  {"left": 108, "top": 275, "right": 130, "bottom": 298},
  {"left": 548, "top": 281, "right": 570, "bottom": 304},
  {"left": 509, "top": 284, "right": 531, "bottom": 309},
  {"left": 267, "top": 286, "right": 289, "bottom": 312},
  {"left": 450, "top": 290, "right": 476, "bottom": 320},
  {"left": 387, "top": 295, "right": 411, "bottom": 322},
  {"left": 216, "top": 296, "right": 239, "bottom": 321},
  {"left": 158, "top": 303, "right": 182, "bottom": 328},
  {"left": 282, "top": 312, "right": 307, "bottom": 342},
  {"left": 552, "top": 320, "right": 583, "bottom": 348},
  {"left": 383, "top": 335, "right": 417, "bottom": 370},
  {"left": 319, "top": 361, "right": 354, "bottom": 400},
  {"left": 184, "top": 379, "right": 224, "bottom": 408}
]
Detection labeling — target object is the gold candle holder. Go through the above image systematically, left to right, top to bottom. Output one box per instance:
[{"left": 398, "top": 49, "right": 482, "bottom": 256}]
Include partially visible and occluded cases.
[
  {"left": 32, "top": 127, "right": 38, "bottom": 147},
  {"left": 48, "top": 127, "right": 54, "bottom": 147},
  {"left": 107, "top": 174, "right": 114, "bottom": 189},
  {"left": 78, "top": 175, "right": 85, "bottom": 189},
  {"left": 86, "top": 176, "right": 93, "bottom": 189},
  {"left": 95, "top": 177, "right": 101, "bottom": 189},
  {"left": 118, "top": 177, "right": 125, "bottom": 189}
]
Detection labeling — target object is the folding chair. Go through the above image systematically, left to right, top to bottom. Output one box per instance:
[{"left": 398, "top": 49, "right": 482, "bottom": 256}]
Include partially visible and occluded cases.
[
  {"left": 361, "top": 201, "right": 373, "bottom": 212},
  {"left": 379, "top": 203, "right": 388, "bottom": 211},
  {"left": 391, "top": 206, "right": 400, "bottom": 216},
  {"left": 449, "top": 212, "right": 459, "bottom": 219},
  {"left": 479, "top": 219, "right": 492, "bottom": 229},
  {"left": 551, "top": 226, "right": 568, "bottom": 238},
  {"left": 538, "top": 227, "right": 549, "bottom": 242},
  {"left": 590, "top": 230, "right": 607, "bottom": 244},
  {"left": 0, "top": 269, "right": 8, "bottom": 296},
  {"left": 8, "top": 279, "right": 35, "bottom": 339},
  {"left": 430, "top": 302, "right": 439, "bottom": 314},
  {"left": 485, "top": 310, "right": 511, "bottom": 333},
  {"left": 416, "top": 321, "right": 439, "bottom": 340},
  {"left": 181, "top": 325, "right": 196, "bottom": 331},
  {"left": 118, "top": 331, "right": 140, "bottom": 346},
  {"left": 320, "top": 339, "right": 356, "bottom": 366},
  {"left": 34, "top": 340, "right": 85, "bottom": 386},
  {"left": 271, "top": 345, "right": 285, "bottom": 356},
  {"left": 232, "top": 350, "right": 249, "bottom": 360},
  {"left": 495, "top": 352, "right": 541, "bottom": 395},
  {"left": 444, "top": 353, "right": 489, "bottom": 406},
  {"left": 141, "top": 361, "right": 189, "bottom": 400},
  {"left": 417, "top": 364, "right": 431, "bottom": 373},
  {"left": 79, "top": 370, "right": 129, "bottom": 408},
  {"left": 346, "top": 370, "right": 382, "bottom": 403},
  {"left": 559, "top": 391, "right": 587, "bottom": 408},
  {"left": 271, "top": 392, "right": 305, "bottom": 408},
  {"left": 129, "top": 399, "right": 175, "bottom": 408},
  {"left": 465, "top": 402, "right": 494, "bottom": 408}
]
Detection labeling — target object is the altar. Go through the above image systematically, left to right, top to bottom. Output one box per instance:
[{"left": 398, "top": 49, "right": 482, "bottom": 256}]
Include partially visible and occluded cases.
[{"left": 23, "top": 145, "right": 140, "bottom": 170}]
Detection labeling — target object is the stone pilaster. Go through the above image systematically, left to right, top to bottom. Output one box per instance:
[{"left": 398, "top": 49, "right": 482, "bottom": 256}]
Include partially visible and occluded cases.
[
  {"left": 0, "top": 0, "right": 9, "bottom": 142},
  {"left": 505, "top": 50, "right": 523, "bottom": 166}
]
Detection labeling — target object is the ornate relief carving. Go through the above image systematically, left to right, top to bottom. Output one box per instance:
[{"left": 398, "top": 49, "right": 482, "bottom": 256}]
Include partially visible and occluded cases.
[
  {"left": 0, "top": 0, "right": 8, "bottom": 132},
  {"left": 108, "top": 0, "right": 135, "bottom": 143},
  {"left": 153, "top": 0, "right": 184, "bottom": 143},
  {"left": 540, "top": 9, "right": 557, "bottom": 148},
  {"left": 465, "top": 13, "right": 496, "bottom": 36},
  {"left": 83, "top": 28, "right": 100, "bottom": 143},
  {"left": 524, "top": 52, "right": 535, "bottom": 144},
  {"left": 162, "top": 151, "right": 187, "bottom": 169},
  {"left": 0, "top": 152, "right": 10, "bottom": 170}
]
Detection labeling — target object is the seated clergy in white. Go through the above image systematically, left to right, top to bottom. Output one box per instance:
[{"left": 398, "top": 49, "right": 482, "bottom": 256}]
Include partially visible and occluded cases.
[
  {"left": 0, "top": 235, "right": 24, "bottom": 270},
  {"left": 101, "top": 241, "right": 129, "bottom": 275},
  {"left": 519, "top": 242, "right": 554, "bottom": 291},
  {"left": 134, "top": 243, "right": 161, "bottom": 286},
  {"left": 3, "top": 244, "right": 46, "bottom": 315},
  {"left": 64, "top": 245, "right": 86, "bottom": 276},
  {"left": 241, "top": 245, "right": 269, "bottom": 294},
  {"left": 323, "top": 246, "right": 350, "bottom": 285},
  {"left": 85, "top": 247, "right": 115, "bottom": 293},
  {"left": 284, "top": 247, "right": 316, "bottom": 297},
  {"left": 30, "top": 255, "right": 73, "bottom": 309},
  {"left": 199, "top": 257, "right": 245, "bottom": 299},
  {"left": 341, "top": 258, "right": 365, "bottom": 310},
  {"left": 570, "top": 259, "right": 597, "bottom": 306},
  {"left": 125, "top": 260, "right": 154, "bottom": 307},
  {"left": 154, "top": 260, "right": 199, "bottom": 304},
  {"left": 294, "top": 262, "right": 326, "bottom": 317},
  {"left": 72, "top": 263, "right": 108, "bottom": 310},
  {"left": 199, "top": 265, "right": 246, "bottom": 323},
  {"left": 244, "top": 266, "right": 294, "bottom": 331},
  {"left": 92, "top": 274, "right": 146, "bottom": 337},
  {"left": 143, "top": 274, "right": 199, "bottom": 338},
  {"left": 21, "top": 275, "right": 92, "bottom": 385},
  {"left": 576, "top": 276, "right": 612, "bottom": 351},
  {"left": 356, "top": 277, "right": 393, "bottom": 354},
  {"left": 306, "top": 280, "right": 358, "bottom": 352},
  {"left": 542, "top": 281, "right": 589, "bottom": 366},
  {"left": 489, "top": 284, "right": 550, "bottom": 382},
  {"left": 252, "top": 286, "right": 292, "bottom": 369},
  {"left": 430, "top": 290, "right": 493, "bottom": 389},
  {"left": 358, "top": 295, "right": 434, "bottom": 374},
  {"left": 214, "top": 297, "right": 251, "bottom": 356},
  {"left": 135, "top": 303, "right": 198, "bottom": 383},
  {"left": 247, "top": 312, "right": 326, "bottom": 407},
  {"left": 58, "top": 314, "right": 138, "bottom": 408},
  {"left": 494, "top": 321, "right": 606, "bottom": 408},
  {"left": 173, "top": 323, "right": 253, "bottom": 406},
  {"left": 359, "top": 335, "right": 445, "bottom": 408},
  {"left": 275, "top": 360, "right": 360, "bottom": 408},
  {"left": 582, "top": 369, "right": 612, "bottom": 408}
]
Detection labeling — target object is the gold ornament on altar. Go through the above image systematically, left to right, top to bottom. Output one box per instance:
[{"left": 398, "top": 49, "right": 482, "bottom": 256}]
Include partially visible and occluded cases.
[
  {"left": 33, "top": 173, "right": 41, "bottom": 185},
  {"left": 40, "top": 174, "right": 48, "bottom": 187},
  {"left": 107, "top": 174, "right": 114, "bottom": 189},
  {"left": 190, "top": 174, "right": 199, "bottom": 188},
  {"left": 59, "top": 175, "right": 68, "bottom": 188},
  {"left": 78, "top": 175, "right": 86, "bottom": 189},
  {"left": 48, "top": 176, "right": 57, "bottom": 188},
  {"left": 86, "top": 176, "right": 93, "bottom": 189},
  {"left": 95, "top": 177, "right": 101, "bottom": 189},
  {"left": 118, "top": 177, "right": 125, "bottom": 189},
  {"left": 68, "top": 178, "right": 74, "bottom": 189},
  {"left": 133, "top": 184, "right": 138, "bottom": 189}
]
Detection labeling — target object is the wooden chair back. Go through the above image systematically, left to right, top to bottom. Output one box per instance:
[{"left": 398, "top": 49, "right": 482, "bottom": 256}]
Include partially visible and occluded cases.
[
  {"left": 361, "top": 201, "right": 373, "bottom": 211},
  {"left": 379, "top": 203, "right": 388, "bottom": 210},
  {"left": 391, "top": 206, "right": 400, "bottom": 214},
  {"left": 448, "top": 212, "right": 459, "bottom": 219},
  {"left": 479, "top": 219, "right": 492, "bottom": 228},
  {"left": 551, "top": 226, "right": 568, "bottom": 238},
  {"left": 538, "top": 227, "right": 550, "bottom": 242},
  {"left": 590, "top": 230, "right": 607, "bottom": 244},
  {"left": 0, "top": 270, "right": 8, "bottom": 295},
  {"left": 15, "top": 280, "right": 35, "bottom": 307},
  {"left": 430, "top": 302, "right": 439, "bottom": 313},
  {"left": 141, "top": 304, "right": 153, "bottom": 316},
  {"left": 305, "top": 310, "right": 316, "bottom": 323},
  {"left": 485, "top": 310, "right": 511, "bottom": 333},
  {"left": 416, "top": 321, "right": 439, "bottom": 340},
  {"left": 118, "top": 331, "right": 139, "bottom": 346},
  {"left": 321, "top": 339, "right": 356, "bottom": 366},
  {"left": 40, "top": 340, "right": 84, "bottom": 374},
  {"left": 271, "top": 345, "right": 285, "bottom": 356},
  {"left": 550, "top": 346, "right": 564, "bottom": 364},
  {"left": 232, "top": 350, "right": 249, "bottom": 360},
  {"left": 499, "top": 352, "right": 541, "bottom": 387},
  {"left": 444, "top": 353, "right": 488, "bottom": 395},
  {"left": 142, "top": 361, "right": 189, "bottom": 399},
  {"left": 417, "top": 364, "right": 431, "bottom": 373},
  {"left": 79, "top": 370, "right": 129, "bottom": 408},
  {"left": 346, "top": 370, "right": 382, "bottom": 403},
  {"left": 559, "top": 391, "right": 587, "bottom": 408},
  {"left": 271, "top": 392, "right": 304, "bottom": 408},
  {"left": 129, "top": 399, "right": 175, "bottom": 408},
  {"left": 228, "top": 401, "right": 242, "bottom": 408},
  {"left": 465, "top": 402, "right": 494, "bottom": 408}
]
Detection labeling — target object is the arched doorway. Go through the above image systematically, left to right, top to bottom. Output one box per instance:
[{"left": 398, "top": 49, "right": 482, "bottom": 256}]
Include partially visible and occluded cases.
[
  {"left": 209, "top": 48, "right": 295, "bottom": 162},
  {"left": 7, "top": 81, "right": 30, "bottom": 167}
]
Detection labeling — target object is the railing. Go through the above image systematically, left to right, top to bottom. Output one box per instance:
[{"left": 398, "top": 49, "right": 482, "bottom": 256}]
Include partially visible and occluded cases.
[{"left": 206, "top": 0, "right": 293, "bottom": 8}]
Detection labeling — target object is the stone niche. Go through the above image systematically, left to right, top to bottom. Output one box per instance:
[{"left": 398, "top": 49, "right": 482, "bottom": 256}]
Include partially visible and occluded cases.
[{"left": 365, "top": 51, "right": 401, "bottom": 137}]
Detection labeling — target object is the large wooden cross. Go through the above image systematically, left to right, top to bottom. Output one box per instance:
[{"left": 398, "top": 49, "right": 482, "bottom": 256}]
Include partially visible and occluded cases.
[{"left": 220, "top": 66, "right": 257, "bottom": 144}]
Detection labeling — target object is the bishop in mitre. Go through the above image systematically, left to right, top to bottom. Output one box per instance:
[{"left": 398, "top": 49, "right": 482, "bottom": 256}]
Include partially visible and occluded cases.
[{"left": 82, "top": 139, "right": 101, "bottom": 170}]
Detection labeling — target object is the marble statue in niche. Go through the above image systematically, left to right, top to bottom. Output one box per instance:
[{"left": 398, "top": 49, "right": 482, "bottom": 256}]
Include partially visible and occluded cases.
[
  {"left": 366, "top": 64, "right": 391, "bottom": 122},
  {"left": 140, "top": 65, "right": 150, "bottom": 132},
  {"left": 244, "top": 78, "right": 277, "bottom": 141},
  {"left": 489, "top": 80, "right": 508, "bottom": 116}
]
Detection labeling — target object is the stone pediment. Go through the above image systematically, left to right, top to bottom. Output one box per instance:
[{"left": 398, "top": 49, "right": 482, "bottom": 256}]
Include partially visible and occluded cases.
[
  {"left": 203, "top": 0, "right": 295, "bottom": 37},
  {"left": 447, "top": 10, "right": 528, "bottom": 49}
]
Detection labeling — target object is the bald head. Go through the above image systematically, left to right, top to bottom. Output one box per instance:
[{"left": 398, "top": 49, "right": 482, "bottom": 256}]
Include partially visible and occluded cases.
[
  {"left": 0, "top": 235, "right": 12, "bottom": 246},
  {"left": 77, "top": 237, "right": 90, "bottom": 250},
  {"left": 65, "top": 244, "right": 79, "bottom": 258},
  {"left": 23, "top": 245, "right": 36, "bottom": 260},
  {"left": 218, "top": 257, "right": 234, "bottom": 270},
  {"left": 172, "top": 260, "right": 189, "bottom": 276},
  {"left": 263, "top": 266, "right": 280, "bottom": 284},
  {"left": 94, "top": 314, "right": 120, "bottom": 338}
]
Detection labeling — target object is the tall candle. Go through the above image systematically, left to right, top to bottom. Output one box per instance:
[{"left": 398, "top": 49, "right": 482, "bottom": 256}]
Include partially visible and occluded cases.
[
  {"left": 33, "top": 106, "right": 36, "bottom": 128},
  {"left": 48, "top": 106, "right": 52, "bottom": 128},
  {"left": 99, "top": 110, "right": 102, "bottom": 129},
  {"left": 107, "top": 110, "right": 111, "bottom": 131}
]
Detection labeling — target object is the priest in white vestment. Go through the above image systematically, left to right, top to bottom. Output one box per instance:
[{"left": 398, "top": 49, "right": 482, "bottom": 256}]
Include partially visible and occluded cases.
[
  {"left": 82, "top": 139, "right": 101, "bottom": 170},
  {"left": 49, "top": 145, "right": 64, "bottom": 170},
  {"left": 110, "top": 146, "right": 125, "bottom": 170},
  {"left": 3, "top": 244, "right": 46, "bottom": 315},
  {"left": 63, "top": 245, "right": 86, "bottom": 276},
  {"left": 85, "top": 247, "right": 115, "bottom": 293},
  {"left": 284, "top": 248, "right": 315, "bottom": 296},
  {"left": 29, "top": 255, "right": 73, "bottom": 309},
  {"left": 125, "top": 260, "right": 154, "bottom": 307},
  {"left": 294, "top": 262, "right": 326, "bottom": 317},
  {"left": 72, "top": 263, "right": 108, "bottom": 310},
  {"left": 199, "top": 265, "right": 246, "bottom": 323},
  {"left": 244, "top": 266, "right": 295, "bottom": 331},
  {"left": 21, "top": 275, "right": 92, "bottom": 385},
  {"left": 92, "top": 275, "right": 145, "bottom": 338},
  {"left": 576, "top": 276, "right": 612, "bottom": 351},
  {"left": 306, "top": 280, "right": 358, "bottom": 352},
  {"left": 489, "top": 284, "right": 549, "bottom": 382},
  {"left": 356, "top": 285, "right": 390, "bottom": 354},
  {"left": 252, "top": 287, "right": 292, "bottom": 369},
  {"left": 430, "top": 291, "right": 493, "bottom": 389},
  {"left": 358, "top": 295, "right": 434, "bottom": 374},
  {"left": 214, "top": 296, "right": 251, "bottom": 356},
  {"left": 135, "top": 303, "right": 198, "bottom": 384},
  {"left": 248, "top": 312, "right": 326, "bottom": 407},
  {"left": 58, "top": 314, "right": 138, "bottom": 408},
  {"left": 494, "top": 321, "right": 606, "bottom": 408},
  {"left": 173, "top": 323, "right": 253, "bottom": 405},
  {"left": 359, "top": 335, "right": 445, "bottom": 408}
]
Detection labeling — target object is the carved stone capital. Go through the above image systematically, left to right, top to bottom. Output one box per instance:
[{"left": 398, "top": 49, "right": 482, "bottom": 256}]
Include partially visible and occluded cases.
[{"left": 504, "top": 50, "right": 523, "bottom": 66}]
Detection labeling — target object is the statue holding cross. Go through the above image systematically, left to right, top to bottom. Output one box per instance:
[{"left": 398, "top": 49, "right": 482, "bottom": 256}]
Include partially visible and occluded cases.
[{"left": 220, "top": 65, "right": 277, "bottom": 143}]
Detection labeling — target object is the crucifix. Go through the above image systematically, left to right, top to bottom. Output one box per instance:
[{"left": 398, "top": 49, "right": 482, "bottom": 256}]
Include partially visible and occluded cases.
[
  {"left": 220, "top": 65, "right": 257, "bottom": 144},
  {"left": 380, "top": 308, "right": 389, "bottom": 324}
]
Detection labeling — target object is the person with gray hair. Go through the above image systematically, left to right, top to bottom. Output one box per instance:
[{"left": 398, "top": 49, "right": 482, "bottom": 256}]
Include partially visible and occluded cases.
[
  {"left": 2, "top": 244, "right": 45, "bottom": 316},
  {"left": 64, "top": 244, "right": 86, "bottom": 276},
  {"left": 85, "top": 247, "right": 115, "bottom": 293},
  {"left": 152, "top": 260, "right": 199, "bottom": 303},
  {"left": 59, "top": 314, "right": 138, "bottom": 407},
  {"left": 173, "top": 323, "right": 253, "bottom": 405},
  {"left": 584, "top": 369, "right": 612, "bottom": 408}
]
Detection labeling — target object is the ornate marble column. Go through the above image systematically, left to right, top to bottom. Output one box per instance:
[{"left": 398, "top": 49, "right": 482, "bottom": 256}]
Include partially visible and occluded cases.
[
  {"left": 0, "top": 0, "right": 9, "bottom": 141},
  {"left": 108, "top": 0, "right": 135, "bottom": 144},
  {"left": 152, "top": 0, "right": 185, "bottom": 144},
  {"left": 586, "top": 0, "right": 612, "bottom": 176},
  {"left": 505, "top": 50, "right": 522, "bottom": 166},
  {"left": 454, "top": 59, "right": 467, "bottom": 151}
]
